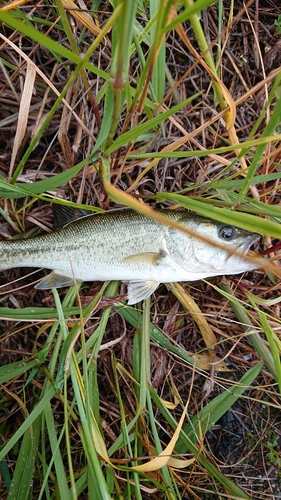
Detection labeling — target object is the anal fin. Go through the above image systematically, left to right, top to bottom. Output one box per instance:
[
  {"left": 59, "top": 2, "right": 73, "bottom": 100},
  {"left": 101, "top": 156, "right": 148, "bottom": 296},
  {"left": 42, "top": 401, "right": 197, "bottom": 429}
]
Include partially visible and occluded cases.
[
  {"left": 35, "top": 271, "right": 79, "bottom": 290},
  {"left": 126, "top": 280, "right": 160, "bottom": 305}
]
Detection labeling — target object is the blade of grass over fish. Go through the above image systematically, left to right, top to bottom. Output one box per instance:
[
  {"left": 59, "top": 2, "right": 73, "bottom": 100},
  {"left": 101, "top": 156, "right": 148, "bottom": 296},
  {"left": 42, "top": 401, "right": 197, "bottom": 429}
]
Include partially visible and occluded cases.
[
  {"left": 103, "top": 180, "right": 222, "bottom": 246},
  {"left": 157, "top": 192, "right": 281, "bottom": 238},
  {"left": 172, "top": 194, "right": 281, "bottom": 219},
  {"left": 219, "top": 283, "right": 278, "bottom": 380}
]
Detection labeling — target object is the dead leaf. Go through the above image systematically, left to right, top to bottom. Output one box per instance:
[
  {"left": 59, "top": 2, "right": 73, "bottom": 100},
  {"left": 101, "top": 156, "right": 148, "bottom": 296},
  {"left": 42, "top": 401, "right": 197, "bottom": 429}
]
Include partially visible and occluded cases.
[{"left": 9, "top": 62, "right": 36, "bottom": 177}]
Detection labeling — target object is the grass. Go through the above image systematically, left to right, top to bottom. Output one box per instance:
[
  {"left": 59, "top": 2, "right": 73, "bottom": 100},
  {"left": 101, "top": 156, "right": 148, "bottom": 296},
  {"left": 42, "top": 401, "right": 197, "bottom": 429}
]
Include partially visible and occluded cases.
[{"left": 0, "top": 0, "right": 281, "bottom": 499}]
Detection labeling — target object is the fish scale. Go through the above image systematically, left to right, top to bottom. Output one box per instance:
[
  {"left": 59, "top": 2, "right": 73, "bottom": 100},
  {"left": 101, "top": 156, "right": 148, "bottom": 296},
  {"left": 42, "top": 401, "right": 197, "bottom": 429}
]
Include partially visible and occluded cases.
[{"left": 0, "top": 209, "right": 260, "bottom": 304}]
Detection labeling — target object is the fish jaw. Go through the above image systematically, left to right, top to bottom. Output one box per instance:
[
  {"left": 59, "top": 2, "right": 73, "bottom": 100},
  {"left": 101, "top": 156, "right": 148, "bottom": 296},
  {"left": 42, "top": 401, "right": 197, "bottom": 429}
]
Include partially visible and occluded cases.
[{"left": 224, "top": 233, "right": 261, "bottom": 274}]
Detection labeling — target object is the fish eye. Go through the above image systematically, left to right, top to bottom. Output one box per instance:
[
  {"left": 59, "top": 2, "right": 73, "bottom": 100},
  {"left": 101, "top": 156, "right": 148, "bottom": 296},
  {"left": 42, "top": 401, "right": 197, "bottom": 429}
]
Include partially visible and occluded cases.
[{"left": 218, "top": 226, "right": 236, "bottom": 241}]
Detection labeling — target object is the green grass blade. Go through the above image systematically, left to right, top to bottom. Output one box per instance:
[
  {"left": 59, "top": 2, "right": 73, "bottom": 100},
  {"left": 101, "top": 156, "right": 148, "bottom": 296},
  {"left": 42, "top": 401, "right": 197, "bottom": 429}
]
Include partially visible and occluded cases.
[
  {"left": 150, "top": 0, "right": 166, "bottom": 102},
  {"left": 0, "top": 10, "right": 108, "bottom": 79},
  {"left": 236, "top": 70, "right": 281, "bottom": 202},
  {"left": 104, "top": 94, "right": 200, "bottom": 155},
  {"left": 0, "top": 161, "right": 86, "bottom": 198},
  {"left": 157, "top": 192, "right": 281, "bottom": 238},
  {"left": 220, "top": 283, "right": 278, "bottom": 380},
  {"left": 117, "top": 305, "right": 195, "bottom": 366},
  {"left": 259, "top": 312, "right": 281, "bottom": 394},
  {"left": 0, "top": 358, "right": 41, "bottom": 385},
  {"left": 176, "top": 363, "right": 263, "bottom": 452},
  {"left": 149, "top": 384, "right": 253, "bottom": 500},
  {"left": 0, "top": 388, "right": 55, "bottom": 462},
  {"left": 44, "top": 402, "right": 73, "bottom": 500},
  {"left": 7, "top": 416, "right": 41, "bottom": 500}
]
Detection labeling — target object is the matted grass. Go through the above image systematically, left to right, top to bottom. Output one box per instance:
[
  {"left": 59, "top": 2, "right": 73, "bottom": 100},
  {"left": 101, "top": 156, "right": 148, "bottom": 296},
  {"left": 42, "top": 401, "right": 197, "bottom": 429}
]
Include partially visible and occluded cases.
[{"left": 0, "top": 1, "right": 281, "bottom": 499}]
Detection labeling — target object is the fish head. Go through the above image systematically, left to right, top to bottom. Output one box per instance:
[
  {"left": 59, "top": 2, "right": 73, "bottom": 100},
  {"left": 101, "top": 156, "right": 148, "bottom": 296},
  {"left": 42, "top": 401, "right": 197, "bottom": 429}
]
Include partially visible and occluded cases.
[{"left": 166, "top": 216, "right": 261, "bottom": 277}]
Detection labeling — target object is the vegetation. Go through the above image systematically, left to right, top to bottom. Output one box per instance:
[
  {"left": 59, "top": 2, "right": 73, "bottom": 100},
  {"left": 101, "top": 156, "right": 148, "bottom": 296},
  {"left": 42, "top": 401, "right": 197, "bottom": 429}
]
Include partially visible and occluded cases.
[{"left": 0, "top": 0, "right": 280, "bottom": 498}]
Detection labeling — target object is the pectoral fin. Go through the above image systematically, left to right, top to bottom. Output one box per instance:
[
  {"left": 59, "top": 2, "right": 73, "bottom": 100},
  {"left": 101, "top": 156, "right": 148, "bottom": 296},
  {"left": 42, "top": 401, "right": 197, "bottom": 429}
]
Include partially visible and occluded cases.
[
  {"left": 123, "top": 251, "right": 165, "bottom": 266},
  {"left": 35, "top": 271, "right": 79, "bottom": 289},
  {"left": 126, "top": 280, "right": 160, "bottom": 305}
]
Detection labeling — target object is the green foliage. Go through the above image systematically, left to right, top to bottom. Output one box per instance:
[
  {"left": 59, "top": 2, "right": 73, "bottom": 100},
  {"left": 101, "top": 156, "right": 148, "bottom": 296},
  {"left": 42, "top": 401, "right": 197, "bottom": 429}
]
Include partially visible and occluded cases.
[
  {"left": 0, "top": 0, "right": 280, "bottom": 498},
  {"left": 274, "top": 15, "right": 281, "bottom": 35}
]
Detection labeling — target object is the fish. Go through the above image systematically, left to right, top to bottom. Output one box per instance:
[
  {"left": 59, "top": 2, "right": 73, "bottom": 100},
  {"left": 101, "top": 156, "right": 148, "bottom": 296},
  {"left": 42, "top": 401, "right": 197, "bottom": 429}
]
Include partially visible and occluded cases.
[{"left": 0, "top": 208, "right": 261, "bottom": 304}]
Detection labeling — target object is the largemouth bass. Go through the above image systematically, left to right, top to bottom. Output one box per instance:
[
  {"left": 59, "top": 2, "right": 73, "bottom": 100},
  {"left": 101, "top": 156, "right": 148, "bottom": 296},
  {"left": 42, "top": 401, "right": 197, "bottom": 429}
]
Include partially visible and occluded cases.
[{"left": 0, "top": 209, "right": 260, "bottom": 304}]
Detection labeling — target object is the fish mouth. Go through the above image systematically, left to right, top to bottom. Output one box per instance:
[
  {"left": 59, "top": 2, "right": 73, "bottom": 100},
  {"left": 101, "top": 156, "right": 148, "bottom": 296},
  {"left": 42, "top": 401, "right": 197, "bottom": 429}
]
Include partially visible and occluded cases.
[
  {"left": 227, "top": 233, "right": 261, "bottom": 264},
  {"left": 241, "top": 233, "right": 261, "bottom": 254}
]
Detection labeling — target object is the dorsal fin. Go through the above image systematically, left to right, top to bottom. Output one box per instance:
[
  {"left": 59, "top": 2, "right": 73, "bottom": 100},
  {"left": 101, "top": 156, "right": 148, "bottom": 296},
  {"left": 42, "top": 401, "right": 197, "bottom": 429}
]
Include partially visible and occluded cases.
[{"left": 53, "top": 205, "right": 92, "bottom": 230}]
